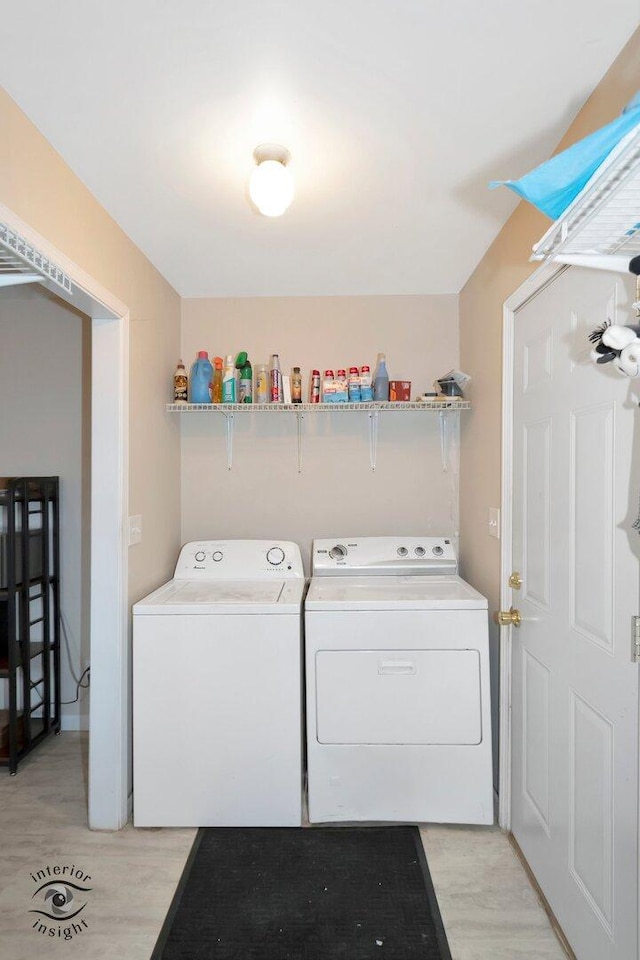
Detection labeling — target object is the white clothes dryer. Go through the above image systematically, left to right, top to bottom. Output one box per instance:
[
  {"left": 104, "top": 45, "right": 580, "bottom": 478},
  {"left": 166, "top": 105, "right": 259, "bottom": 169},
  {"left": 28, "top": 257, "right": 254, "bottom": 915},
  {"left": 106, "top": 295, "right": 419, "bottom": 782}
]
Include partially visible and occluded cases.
[
  {"left": 305, "top": 537, "right": 493, "bottom": 825},
  {"left": 133, "top": 540, "right": 305, "bottom": 827}
]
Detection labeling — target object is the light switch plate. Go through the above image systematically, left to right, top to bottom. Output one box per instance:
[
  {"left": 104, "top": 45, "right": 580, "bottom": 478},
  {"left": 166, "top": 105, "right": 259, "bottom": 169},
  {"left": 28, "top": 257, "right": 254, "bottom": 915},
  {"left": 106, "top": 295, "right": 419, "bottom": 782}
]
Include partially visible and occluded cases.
[
  {"left": 488, "top": 507, "right": 500, "bottom": 539},
  {"left": 128, "top": 515, "right": 142, "bottom": 546}
]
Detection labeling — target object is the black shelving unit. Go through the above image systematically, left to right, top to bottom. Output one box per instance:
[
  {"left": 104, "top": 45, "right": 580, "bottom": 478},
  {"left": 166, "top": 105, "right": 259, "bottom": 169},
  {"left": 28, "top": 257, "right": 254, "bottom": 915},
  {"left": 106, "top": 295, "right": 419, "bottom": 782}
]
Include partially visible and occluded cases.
[{"left": 0, "top": 477, "right": 61, "bottom": 774}]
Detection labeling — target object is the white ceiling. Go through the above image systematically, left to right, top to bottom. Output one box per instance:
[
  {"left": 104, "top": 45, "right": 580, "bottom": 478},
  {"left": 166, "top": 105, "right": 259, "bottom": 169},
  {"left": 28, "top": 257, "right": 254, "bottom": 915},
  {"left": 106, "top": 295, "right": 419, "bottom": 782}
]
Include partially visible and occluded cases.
[{"left": 1, "top": 2, "right": 638, "bottom": 297}]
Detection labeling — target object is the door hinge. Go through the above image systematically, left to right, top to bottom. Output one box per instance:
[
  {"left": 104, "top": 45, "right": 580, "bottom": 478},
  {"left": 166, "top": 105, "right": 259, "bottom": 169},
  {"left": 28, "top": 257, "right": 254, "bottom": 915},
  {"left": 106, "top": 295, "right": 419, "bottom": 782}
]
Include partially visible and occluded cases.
[{"left": 632, "top": 616, "right": 640, "bottom": 663}]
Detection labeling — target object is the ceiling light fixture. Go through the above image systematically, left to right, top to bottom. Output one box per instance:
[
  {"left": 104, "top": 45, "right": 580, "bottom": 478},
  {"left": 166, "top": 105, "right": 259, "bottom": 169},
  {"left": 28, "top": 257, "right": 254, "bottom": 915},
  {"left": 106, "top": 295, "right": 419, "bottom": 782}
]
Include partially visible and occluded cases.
[{"left": 249, "top": 144, "right": 294, "bottom": 217}]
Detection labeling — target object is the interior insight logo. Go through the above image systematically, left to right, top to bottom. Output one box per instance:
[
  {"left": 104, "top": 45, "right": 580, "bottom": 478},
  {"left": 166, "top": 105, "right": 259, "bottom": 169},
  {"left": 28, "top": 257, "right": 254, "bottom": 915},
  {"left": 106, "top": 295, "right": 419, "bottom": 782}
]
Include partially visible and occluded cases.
[{"left": 28, "top": 863, "right": 92, "bottom": 941}]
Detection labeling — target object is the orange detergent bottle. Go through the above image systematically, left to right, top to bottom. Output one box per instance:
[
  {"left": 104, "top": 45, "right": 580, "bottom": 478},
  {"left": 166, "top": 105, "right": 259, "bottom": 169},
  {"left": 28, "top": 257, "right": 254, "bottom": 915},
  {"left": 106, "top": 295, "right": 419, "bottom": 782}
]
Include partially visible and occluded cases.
[{"left": 212, "top": 357, "right": 223, "bottom": 403}]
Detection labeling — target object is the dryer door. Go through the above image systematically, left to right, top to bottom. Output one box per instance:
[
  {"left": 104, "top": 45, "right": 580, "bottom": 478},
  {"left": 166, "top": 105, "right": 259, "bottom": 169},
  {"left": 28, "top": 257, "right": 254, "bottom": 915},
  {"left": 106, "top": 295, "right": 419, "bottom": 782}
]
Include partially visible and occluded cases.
[{"left": 315, "top": 648, "right": 482, "bottom": 745}]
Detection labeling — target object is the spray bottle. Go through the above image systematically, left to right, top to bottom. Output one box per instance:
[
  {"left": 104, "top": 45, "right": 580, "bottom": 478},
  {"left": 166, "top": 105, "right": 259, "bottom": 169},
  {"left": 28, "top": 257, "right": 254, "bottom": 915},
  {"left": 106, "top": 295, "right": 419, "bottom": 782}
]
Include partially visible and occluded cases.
[{"left": 236, "top": 352, "right": 253, "bottom": 403}]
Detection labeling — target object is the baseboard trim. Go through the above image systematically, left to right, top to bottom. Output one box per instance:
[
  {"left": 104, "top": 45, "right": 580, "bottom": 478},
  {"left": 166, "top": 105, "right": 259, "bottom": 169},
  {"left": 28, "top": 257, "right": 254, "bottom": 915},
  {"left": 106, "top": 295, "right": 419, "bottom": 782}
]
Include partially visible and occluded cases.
[{"left": 508, "top": 833, "right": 576, "bottom": 960}]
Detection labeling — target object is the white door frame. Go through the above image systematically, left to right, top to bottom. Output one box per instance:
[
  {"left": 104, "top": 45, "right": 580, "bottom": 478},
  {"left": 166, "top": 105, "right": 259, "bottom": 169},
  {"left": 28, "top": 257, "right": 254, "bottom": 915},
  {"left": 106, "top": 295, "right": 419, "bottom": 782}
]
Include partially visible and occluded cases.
[
  {"left": 0, "top": 203, "right": 130, "bottom": 830},
  {"left": 497, "top": 260, "right": 566, "bottom": 830}
]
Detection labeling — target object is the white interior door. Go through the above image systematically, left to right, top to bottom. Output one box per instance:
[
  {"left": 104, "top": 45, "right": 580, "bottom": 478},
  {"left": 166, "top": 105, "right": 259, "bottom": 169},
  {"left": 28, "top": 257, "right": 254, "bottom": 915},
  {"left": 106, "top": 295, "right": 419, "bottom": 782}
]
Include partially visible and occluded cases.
[{"left": 510, "top": 267, "right": 640, "bottom": 960}]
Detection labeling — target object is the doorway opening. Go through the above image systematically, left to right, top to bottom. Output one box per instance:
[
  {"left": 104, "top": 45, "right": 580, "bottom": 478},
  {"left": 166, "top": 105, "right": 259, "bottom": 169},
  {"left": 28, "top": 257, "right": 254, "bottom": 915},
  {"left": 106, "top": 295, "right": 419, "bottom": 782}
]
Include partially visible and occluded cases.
[{"left": 0, "top": 206, "right": 129, "bottom": 830}]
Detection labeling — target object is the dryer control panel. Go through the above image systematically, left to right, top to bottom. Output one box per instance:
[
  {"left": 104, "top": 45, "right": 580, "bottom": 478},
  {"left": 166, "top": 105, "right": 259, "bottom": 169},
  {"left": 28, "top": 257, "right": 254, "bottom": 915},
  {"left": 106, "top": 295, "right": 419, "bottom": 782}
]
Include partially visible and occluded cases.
[
  {"left": 312, "top": 537, "right": 457, "bottom": 576},
  {"left": 174, "top": 540, "right": 304, "bottom": 579}
]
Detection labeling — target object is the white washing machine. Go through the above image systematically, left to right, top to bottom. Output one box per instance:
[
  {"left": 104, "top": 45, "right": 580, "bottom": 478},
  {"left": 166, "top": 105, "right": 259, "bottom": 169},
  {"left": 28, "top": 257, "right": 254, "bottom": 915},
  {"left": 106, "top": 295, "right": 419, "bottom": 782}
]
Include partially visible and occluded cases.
[
  {"left": 305, "top": 537, "right": 493, "bottom": 825},
  {"left": 133, "top": 539, "right": 305, "bottom": 827}
]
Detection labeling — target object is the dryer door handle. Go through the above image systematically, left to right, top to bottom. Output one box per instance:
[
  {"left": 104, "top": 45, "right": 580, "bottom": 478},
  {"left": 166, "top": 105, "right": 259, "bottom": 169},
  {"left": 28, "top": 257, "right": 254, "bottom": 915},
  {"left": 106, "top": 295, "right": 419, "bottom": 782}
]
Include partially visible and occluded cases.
[{"left": 377, "top": 659, "right": 417, "bottom": 676}]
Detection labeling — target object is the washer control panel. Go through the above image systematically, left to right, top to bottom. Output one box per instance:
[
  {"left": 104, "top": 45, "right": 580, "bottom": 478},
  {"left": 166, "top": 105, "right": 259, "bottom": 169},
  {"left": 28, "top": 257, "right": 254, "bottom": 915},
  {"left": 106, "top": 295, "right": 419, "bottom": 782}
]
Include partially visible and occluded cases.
[
  {"left": 312, "top": 537, "right": 457, "bottom": 576},
  {"left": 174, "top": 540, "right": 304, "bottom": 579}
]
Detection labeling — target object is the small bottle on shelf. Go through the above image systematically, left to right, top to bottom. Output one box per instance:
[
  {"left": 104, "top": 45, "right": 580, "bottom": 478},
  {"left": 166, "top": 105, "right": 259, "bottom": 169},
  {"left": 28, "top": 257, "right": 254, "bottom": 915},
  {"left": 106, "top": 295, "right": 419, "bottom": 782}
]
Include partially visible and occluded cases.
[
  {"left": 270, "top": 354, "right": 283, "bottom": 403},
  {"left": 173, "top": 359, "right": 188, "bottom": 404},
  {"left": 255, "top": 364, "right": 269, "bottom": 403},
  {"left": 360, "top": 365, "right": 373, "bottom": 402},
  {"left": 291, "top": 367, "right": 302, "bottom": 403},
  {"left": 348, "top": 367, "right": 361, "bottom": 402},
  {"left": 309, "top": 369, "right": 321, "bottom": 403},
  {"left": 322, "top": 370, "right": 335, "bottom": 402}
]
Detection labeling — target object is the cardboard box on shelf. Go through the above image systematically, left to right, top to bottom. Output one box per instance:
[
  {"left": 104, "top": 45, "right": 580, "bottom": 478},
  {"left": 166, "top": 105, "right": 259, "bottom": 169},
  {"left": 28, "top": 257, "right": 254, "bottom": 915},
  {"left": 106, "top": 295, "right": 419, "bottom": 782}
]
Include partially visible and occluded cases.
[{"left": 389, "top": 380, "right": 411, "bottom": 401}]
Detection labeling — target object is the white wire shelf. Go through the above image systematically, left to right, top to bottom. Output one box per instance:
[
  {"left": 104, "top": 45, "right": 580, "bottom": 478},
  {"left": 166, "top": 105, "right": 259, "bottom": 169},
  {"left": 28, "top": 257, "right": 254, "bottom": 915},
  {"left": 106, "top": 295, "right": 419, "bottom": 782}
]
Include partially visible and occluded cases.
[
  {"left": 531, "top": 124, "right": 640, "bottom": 272},
  {"left": 0, "top": 222, "right": 73, "bottom": 292},
  {"left": 167, "top": 399, "right": 468, "bottom": 472},
  {"left": 166, "top": 400, "right": 470, "bottom": 413}
]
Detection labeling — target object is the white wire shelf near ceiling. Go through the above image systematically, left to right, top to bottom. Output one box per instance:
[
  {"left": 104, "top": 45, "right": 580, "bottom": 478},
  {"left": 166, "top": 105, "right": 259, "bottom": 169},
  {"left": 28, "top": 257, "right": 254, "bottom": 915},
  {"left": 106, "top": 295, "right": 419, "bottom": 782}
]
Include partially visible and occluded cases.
[
  {"left": 531, "top": 124, "right": 640, "bottom": 272},
  {"left": 0, "top": 221, "right": 73, "bottom": 292}
]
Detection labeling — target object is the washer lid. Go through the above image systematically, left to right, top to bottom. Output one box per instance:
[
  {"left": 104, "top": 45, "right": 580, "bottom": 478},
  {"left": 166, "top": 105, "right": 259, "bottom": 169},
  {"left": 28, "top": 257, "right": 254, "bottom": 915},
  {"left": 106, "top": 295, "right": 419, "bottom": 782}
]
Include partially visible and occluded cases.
[
  {"left": 305, "top": 575, "right": 487, "bottom": 611},
  {"left": 133, "top": 578, "right": 305, "bottom": 615}
]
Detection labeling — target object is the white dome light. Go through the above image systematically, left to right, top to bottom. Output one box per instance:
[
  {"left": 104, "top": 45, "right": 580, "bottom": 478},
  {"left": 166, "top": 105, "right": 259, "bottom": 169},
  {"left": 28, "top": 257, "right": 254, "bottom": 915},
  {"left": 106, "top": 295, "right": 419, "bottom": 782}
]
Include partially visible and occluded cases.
[{"left": 249, "top": 145, "right": 294, "bottom": 217}]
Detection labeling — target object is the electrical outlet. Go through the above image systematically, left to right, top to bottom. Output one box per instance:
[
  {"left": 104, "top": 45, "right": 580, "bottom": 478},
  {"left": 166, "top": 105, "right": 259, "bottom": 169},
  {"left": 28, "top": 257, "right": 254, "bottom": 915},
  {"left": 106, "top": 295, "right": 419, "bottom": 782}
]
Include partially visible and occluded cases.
[
  {"left": 488, "top": 507, "right": 500, "bottom": 539},
  {"left": 128, "top": 515, "right": 142, "bottom": 546}
]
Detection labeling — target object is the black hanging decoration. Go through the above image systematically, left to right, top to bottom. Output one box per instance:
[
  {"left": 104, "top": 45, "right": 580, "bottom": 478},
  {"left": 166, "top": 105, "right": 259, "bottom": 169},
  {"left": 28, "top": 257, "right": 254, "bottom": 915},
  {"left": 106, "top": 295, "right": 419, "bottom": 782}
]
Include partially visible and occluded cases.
[{"left": 587, "top": 257, "right": 640, "bottom": 378}]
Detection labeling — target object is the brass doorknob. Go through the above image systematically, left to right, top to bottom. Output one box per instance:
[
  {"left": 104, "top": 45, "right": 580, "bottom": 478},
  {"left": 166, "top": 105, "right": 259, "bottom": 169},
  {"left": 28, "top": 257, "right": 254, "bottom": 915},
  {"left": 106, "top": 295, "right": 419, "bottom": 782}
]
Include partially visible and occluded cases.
[{"left": 493, "top": 607, "right": 521, "bottom": 627}]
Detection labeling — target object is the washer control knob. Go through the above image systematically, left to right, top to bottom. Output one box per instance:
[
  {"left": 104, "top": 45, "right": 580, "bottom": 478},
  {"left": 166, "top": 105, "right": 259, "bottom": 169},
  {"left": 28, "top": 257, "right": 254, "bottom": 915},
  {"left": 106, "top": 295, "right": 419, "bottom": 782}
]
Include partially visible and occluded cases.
[
  {"left": 329, "top": 544, "right": 347, "bottom": 560},
  {"left": 432, "top": 545, "right": 444, "bottom": 557},
  {"left": 267, "top": 546, "right": 285, "bottom": 566},
  {"left": 397, "top": 546, "right": 408, "bottom": 557},
  {"left": 415, "top": 546, "right": 426, "bottom": 557},
  {"left": 194, "top": 550, "right": 206, "bottom": 562},
  {"left": 212, "top": 551, "right": 223, "bottom": 562}
]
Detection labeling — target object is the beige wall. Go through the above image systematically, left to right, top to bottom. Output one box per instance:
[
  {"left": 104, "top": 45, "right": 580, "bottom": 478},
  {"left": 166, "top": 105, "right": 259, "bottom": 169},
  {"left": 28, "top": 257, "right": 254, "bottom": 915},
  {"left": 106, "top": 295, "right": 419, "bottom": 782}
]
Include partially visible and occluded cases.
[
  {"left": 459, "top": 29, "right": 640, "bottom": 773},
  {"left": 0, "top": 87, "right": 182, "bottom": 605},
  {"left": 0, "top": 287, "right": 90, "bottom": 728},
  {"left": 181, "top": 295, "right": 459, "bottom": 570}
]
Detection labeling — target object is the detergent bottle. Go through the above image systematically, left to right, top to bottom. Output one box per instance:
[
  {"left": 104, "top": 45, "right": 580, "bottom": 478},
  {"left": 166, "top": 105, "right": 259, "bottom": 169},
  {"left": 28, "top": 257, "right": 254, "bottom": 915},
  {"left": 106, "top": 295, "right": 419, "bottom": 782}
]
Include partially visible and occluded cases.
[
  {"left": 190, "top": 351, "right": 213, "bottom": 403},
  {"left": 222, "top": 355, "right": 237, "bottom": 403},
  {"left": 212, "top": 357, "right": 224, "bottom": 403}
]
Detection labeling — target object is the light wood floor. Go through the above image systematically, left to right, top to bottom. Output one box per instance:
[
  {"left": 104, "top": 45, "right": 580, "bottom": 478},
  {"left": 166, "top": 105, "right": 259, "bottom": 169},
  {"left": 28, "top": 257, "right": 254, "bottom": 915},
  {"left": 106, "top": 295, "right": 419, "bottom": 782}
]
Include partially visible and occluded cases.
[{"left": 0, "top": 733, "right": 567, "bottom": 960}]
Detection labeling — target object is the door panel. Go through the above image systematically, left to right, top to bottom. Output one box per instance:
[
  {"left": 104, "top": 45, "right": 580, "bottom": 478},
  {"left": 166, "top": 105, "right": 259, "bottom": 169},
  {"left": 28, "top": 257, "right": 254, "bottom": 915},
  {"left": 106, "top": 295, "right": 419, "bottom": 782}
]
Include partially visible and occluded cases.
[
  {"left": 510, "top": 267, "right": 639, "bottom": 960},
  {"left": 571, "top": 403, "right": 615, "bottom": 649},
  {"left": 523, "top": 417, "right": 551, "bottom": 609},
  {"left": 522, "top": 647, "right": 551, "bottom": 831},
  {"left": 569, "top": 690, "right": 614, "bottom": 933}
]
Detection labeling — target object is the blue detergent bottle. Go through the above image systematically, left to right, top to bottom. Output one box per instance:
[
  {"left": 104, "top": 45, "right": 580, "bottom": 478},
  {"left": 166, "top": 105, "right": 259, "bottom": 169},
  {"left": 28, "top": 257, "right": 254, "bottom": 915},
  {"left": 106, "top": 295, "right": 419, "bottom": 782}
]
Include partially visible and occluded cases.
[
  {"left": 190, "top": 351, "right": 213, "bottom": 403},
  {"left": 373, "top": 353, "right": 389, "bottom": 401}
]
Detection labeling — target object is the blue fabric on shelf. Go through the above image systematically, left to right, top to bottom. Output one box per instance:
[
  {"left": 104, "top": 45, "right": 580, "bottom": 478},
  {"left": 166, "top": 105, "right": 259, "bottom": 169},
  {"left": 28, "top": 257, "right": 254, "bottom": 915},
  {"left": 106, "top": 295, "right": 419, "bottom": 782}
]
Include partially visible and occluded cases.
[{"left": 489, "top": 92, "right": 640, "bottom": 220}]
